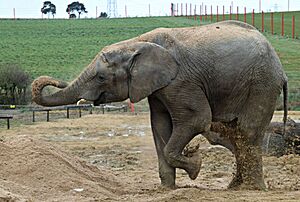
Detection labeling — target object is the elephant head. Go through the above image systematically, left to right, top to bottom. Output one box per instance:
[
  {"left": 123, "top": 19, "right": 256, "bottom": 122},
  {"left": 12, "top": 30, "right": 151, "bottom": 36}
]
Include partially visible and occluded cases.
[{"left": 32, "top": 42, "right": 179, "bottom": 106}]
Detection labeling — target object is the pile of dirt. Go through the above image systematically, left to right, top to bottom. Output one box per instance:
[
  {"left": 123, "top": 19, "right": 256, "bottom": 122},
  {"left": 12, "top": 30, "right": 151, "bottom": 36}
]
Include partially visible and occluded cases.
[{"left": 0, "top": 136, "right": 125, "bottom": 201}]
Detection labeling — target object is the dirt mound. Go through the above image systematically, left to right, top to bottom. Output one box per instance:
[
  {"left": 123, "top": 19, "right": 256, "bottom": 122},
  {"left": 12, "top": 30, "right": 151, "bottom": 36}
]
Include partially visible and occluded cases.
[{"left": 0, "top": 136, "right": 124, "bottom": 201}]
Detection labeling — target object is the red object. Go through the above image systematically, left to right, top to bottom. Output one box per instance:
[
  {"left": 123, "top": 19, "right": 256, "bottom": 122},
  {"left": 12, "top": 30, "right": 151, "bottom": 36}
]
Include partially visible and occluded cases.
[
  {"left": 194, "top": 5, "right": 197, "bottom": 21},
  {"left": 205, "top": 5, "right": 207, "bottom": 20},
  {"left": 210, "top": 5, "right": 212, "bottom": 22},
  {"left": 217, "top": 6, "right": 219, "bottom": 22},
  {"left": 236, "top": 6, "right": 239, "bottom": 20},
  {"left": 244, "top": 7, "right": 246, "bottom": 23},
  {"left": 252, "top": 9, "right": 255, "bottom": 26},
  {"left": 262, "top": 11, "right": 264, "bottom": 32},
  {"left": 271, "top": 12, "right": 274, "bottom": 35},
  {"left": 282, "top": 12, "right": 284, "bottom": 36},
  {"left": 292, "top": 15, "right": 295, "bottom": 39},
  {"left": 128, "top": 101, "right": 134, "bottom": 113},
  {"left": 130, "top": 103, "right": 134, "bottom": 113}
]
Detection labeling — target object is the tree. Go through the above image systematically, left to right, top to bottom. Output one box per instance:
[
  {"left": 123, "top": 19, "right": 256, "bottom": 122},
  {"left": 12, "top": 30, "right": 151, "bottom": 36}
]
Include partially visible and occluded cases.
[
  {"left": 41, "top": 1, "right": 56, "bottom": 18},
  {"left": 66, "top": 2, "right": 88, "bottom": 19},
  {"left": 99, "top": 12, "right": 108, "bottom": 18}
]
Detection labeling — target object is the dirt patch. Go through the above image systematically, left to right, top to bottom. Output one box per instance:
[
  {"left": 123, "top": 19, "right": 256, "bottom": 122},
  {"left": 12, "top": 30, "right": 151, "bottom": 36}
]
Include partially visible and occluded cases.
[
  {"left": 0, "top": 113, "right": 300, "bottom": 201},
  {"left": 0, "top": 136, "right": 126, "bottom": 201}
]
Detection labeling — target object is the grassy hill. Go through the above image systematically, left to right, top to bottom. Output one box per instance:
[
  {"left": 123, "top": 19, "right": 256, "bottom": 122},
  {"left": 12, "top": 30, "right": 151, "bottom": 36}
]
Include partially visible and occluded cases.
[{"left": 0, "top": 16, "right": 299, "bottom": 109}]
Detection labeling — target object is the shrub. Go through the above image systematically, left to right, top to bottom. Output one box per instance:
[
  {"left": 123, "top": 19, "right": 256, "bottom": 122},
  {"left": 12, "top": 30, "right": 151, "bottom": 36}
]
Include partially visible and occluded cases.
[{"left": 0, "top": 64, "right": 31, "bottom": 105}]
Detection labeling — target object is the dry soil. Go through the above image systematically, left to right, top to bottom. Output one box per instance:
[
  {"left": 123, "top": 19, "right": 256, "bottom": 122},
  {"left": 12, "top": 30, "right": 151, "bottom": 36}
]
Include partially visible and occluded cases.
[{"left": 0, "top": 112, "right": 300, "bottom": 201}]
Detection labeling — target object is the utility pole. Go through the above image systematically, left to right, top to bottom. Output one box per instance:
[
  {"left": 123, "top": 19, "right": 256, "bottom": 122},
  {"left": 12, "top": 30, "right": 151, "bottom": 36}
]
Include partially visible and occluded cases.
[
  {"left": 107, "top": 0, "right": 118, "bottom": 18},
  {"left": 259, "top": 0, "right": 262, "bottom": 12},
  {"left": 288, "top": 0, "right": 290, "bottom": 11}
]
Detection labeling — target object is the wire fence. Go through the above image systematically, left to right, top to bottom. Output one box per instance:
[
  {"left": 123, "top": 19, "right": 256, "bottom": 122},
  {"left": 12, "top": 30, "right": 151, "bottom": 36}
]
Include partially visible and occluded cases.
[{"left": 172, "top": 4, "right": 299, "bottom": 39}]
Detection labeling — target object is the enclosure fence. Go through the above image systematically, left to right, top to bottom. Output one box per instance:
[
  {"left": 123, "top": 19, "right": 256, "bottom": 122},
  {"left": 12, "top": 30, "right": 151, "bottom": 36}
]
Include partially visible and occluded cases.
[{"left": 172, "top": 3, "right": 298, "bottom": 39}]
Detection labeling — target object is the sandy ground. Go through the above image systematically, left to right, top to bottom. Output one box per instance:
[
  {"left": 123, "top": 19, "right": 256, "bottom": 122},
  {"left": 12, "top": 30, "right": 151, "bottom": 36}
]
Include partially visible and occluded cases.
[{"left": 0, "top": 112, "right": 300, "bottom": 201}]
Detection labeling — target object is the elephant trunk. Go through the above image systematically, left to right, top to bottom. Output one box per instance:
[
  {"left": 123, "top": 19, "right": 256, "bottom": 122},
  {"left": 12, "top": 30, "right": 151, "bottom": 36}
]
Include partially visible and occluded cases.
[{"left": 32, "top": 66, "right": 95, "bottom": 107}]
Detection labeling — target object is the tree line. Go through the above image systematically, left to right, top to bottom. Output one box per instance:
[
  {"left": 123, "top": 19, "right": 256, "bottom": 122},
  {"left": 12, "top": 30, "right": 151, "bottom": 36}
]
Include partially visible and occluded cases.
[{"left": 41, "top": 1, "right": 108, "bottom": 19}]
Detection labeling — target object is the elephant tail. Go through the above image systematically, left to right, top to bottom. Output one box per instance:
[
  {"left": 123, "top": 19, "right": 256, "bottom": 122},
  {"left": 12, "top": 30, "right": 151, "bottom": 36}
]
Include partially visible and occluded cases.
[{"left": 283, "top": 80, "right": 288, "bottom": 135}]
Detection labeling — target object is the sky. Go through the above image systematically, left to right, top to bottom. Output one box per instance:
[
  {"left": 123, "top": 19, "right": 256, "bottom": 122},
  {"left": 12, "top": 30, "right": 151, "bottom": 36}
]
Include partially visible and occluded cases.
[{"left": 0, "top": 0, "right": 299, "bottom": 19}]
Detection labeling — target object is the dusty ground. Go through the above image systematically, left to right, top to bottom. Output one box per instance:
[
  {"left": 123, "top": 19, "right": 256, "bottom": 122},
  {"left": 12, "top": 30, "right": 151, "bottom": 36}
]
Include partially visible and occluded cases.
[{"left": 0, "top": 112, "right": 300, "bottom": 201}]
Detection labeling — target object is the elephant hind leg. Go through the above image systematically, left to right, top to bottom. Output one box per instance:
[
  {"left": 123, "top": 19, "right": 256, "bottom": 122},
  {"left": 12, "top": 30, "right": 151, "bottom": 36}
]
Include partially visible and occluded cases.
[
  {"left": 229, "top": 88, "right": 278, "bottom": 190},
  {"left": 228, "top": 129, "right": 266, "bottom": 190}
]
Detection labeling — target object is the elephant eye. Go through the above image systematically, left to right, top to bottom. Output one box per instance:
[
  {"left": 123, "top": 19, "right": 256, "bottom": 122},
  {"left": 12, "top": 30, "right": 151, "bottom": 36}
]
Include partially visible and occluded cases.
[{"left": 98, "top": 74, "right": 106, "bottom": 82}]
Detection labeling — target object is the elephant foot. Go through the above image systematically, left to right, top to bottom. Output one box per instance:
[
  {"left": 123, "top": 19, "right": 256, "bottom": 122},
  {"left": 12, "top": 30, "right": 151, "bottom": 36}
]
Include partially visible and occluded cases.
[
  {"left": 184, "top": 151, "right": 202, "bottom": 180},
  {"left": 228, "top": 174, "right": 242, "bottom": 189},
  {"left": 228, "top": 175, "right": 267, "bottom": 191},
  {"left": 159, "top": 176, "right": 176, "bottom": 190},
  {"left": 158, "top": 183, "right": 177, "bottom": 190}
]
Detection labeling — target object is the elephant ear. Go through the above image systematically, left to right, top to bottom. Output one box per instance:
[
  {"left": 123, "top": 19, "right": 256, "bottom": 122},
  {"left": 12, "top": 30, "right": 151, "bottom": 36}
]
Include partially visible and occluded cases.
[{"left": 128, "top": 42, "right": 179, "bottom": 103}]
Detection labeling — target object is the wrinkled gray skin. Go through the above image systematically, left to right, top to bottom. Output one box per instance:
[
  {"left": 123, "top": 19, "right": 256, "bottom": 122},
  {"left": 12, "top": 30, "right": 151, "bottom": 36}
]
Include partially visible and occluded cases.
[{"left": 32, "top": 21, "right": 288, "bottom": 190}]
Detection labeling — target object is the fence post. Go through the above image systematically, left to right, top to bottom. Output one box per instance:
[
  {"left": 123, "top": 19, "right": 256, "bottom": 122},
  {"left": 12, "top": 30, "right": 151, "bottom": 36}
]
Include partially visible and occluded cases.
[
  {"left": 176, "top": 3, "right": 178, "bottom": 16},
  {"left": 186, "top": 3, "right": 187, "bottom": 17},
  {"left": 190, "top": 3, "right": 192, "bottom": 17},
  {"left": 149, "top": 4, "right": 151, "bottom": 16},
  {"left": 125, "top": 5, "right": 127, "bottom": 17},
  {"left": 194, "top": 5, "right": 196, "bottom": 21},
  {"left": 205, "top": 5, "right": 207, "bottom": 20},
  {"left": 210, "top": 5, "right": 212, "bottom": 22},
  {"left": 223, "top": 5, "right": 225, "bottom": 21},
  {"left": 96, "top": 6, "right": 98, "bottom": 18},
  {"left": 216, "top": 6, "right": 219, "bottom": 22},
  {"left": 230, "top": 6, "right": 232, "bottom": 20},
  {"left": 236, "top": 6, "right": 239, "bottom": 20},
  {"left": 244, "top": 7, "right": 246, "bottom": 23},
  {"left": 13, "top": 8, "right": 16, "bottom": 20},
  {"left": 252, "top": 9, "right": 255, "bottom": 26},
  {"left": 262, "top": 11, "right": 264, "bottom": 32},
  {"left": 271, "top": 12, "right": 274, "bottom": 35},
  {"left": 282, "top": 12, "right": 284, "bottom": 36},
  {"left": 292, "top": 15, "right": 295, "bottom": 39}
]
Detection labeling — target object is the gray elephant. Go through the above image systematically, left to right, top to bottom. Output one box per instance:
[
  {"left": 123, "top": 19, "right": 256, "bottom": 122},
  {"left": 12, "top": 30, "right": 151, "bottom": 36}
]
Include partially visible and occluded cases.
[{"left": 32, "top": 21, "right": 288, "bottom": 190}]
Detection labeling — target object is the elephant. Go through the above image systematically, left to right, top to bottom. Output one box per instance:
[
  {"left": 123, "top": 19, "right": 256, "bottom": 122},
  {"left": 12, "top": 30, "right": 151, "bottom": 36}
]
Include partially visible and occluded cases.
[{"left": 32, "top": 20, "right": 288, "bottom": 190}]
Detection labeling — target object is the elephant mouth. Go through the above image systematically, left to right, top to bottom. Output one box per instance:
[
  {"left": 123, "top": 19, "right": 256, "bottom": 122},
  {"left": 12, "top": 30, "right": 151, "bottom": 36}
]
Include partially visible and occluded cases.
[{"left": 93, "top": 92, "right": 106, "bottom": 106}]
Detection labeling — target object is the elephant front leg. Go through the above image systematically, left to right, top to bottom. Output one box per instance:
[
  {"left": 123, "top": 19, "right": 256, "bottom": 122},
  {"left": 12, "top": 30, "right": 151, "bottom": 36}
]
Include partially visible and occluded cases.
[
  {"left": 161, "top": 88, "right": 212, "bottom": 181},
  {"left": 149, "top": 97, "right": 175, "bottom": 188},
  {"left": 163, "top": 126, "right": 204, "bottom": 180}
]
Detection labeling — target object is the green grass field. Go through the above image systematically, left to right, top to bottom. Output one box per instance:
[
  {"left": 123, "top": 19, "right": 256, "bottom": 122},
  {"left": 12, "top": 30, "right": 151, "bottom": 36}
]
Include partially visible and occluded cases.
[{"left": 0, "top": 15, "right": 299, "bottom": 109}]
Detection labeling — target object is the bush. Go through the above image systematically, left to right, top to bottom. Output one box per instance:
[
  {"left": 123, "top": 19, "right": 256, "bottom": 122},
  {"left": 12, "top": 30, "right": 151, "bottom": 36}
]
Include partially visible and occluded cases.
[{"left": 0, "top": 64, "right": 31, "bottom": 105}]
